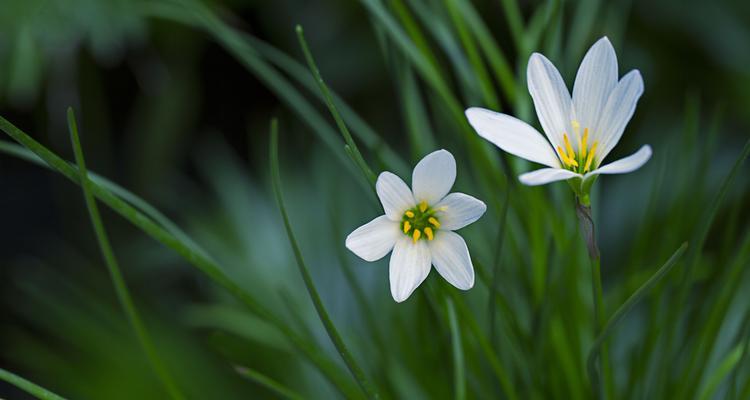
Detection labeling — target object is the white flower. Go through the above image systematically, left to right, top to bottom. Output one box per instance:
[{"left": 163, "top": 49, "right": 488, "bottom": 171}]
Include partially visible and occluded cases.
[
  {"left": 466, "top": 37, "right": 652, "bottom": 193},
  {"left": 345, "top": 150, "right": 487, "bottom": 303}
]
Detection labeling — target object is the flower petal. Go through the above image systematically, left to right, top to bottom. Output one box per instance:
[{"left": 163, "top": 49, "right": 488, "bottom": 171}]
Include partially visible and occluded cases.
[
  {"left": 573, "top": 37, "right": 618, "bottom": 132},
  {"left": 527, "top": 53, "right": 573, "bottom": 150},
  {"left": 595, "top": 70, "right": 644, "bottom": 163},
  {"left": 465, "top": 107, "right": 561, "bottom": 168},
  {"left": 585, "top": 145, "right": 652, "bottom": 179},
  {"left": 412, "top": 149, "right": 456, "bottom": 205},
  {"left": 518, "top": 168, "right": 581, "bottom": 186},
  {"left": 376, "top": 171, "right": 415, "bottom": 220},
  {"left": 434, "top": 192, "right": 487, "bottom": 231},
  {"left": 345, "top": 215, "right": 401, "bottom": 262},
  {"left": 429, "top": 231, "right": 474, "bottom": 290},
  {"left": 389, "top": 236, "right": 432, "bottom": 302}
]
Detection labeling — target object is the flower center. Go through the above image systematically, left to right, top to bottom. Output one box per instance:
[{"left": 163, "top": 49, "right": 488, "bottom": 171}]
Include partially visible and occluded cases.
[
  {"left": 556, "top": 121, "right": 599, "bottom": 173},
  {"left": 401, "top": 201, "right": 441, "bottom": 242}
]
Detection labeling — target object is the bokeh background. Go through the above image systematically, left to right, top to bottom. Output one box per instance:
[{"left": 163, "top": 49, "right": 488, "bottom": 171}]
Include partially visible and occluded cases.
[{"left": 1, "top": 0, "right": 749, "bottom": 399}]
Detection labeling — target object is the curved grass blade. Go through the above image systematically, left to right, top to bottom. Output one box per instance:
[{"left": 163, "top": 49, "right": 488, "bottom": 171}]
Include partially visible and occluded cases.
[
  {"left": 444, "top": 0, "right": 500, "bottom": 109},
  {"left": 295, "top": 25, "right": 377, "bottom": 186},
  {"left": 240, "top": 35, "right": 408, "bottom": 173},
  {"left": 67, "top": 108, "right": 186, "bottom": 400},
  {"left": 0, "top": 116, "right": 359, "bottom": 399},
  {"left": 270, "top": 119, "right": 380, "bottom": 400},
  {"left": 0, "top": 140, "right": 211, "bottom": 260},
  {"left": 586, "top": 242, "right": 688, "bottom": 393},
  {"left": 446, "top": 298, "right": 466, "bottom": 400},
  {"left": 698, "top": 345, "right": 744, "bottom": 400},
  {"left": 235, "top": 366, "right": 305, "bottom": 400},
  {"left": 0, "top": 368, "right": 67, "bottom": 400}
]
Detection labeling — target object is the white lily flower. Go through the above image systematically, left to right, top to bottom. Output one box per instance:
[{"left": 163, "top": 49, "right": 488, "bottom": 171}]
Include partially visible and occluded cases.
[
  {"left": 466, "top": 37, "right": 652, "bottom": 197},
  {"left": 345, "top": 150, "right": 487, "bottom": 303}
]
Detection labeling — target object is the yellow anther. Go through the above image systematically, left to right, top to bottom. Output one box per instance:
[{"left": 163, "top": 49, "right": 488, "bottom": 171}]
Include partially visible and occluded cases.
[
  {"left": 571, "top": 120, "right": 581, "bottom": 137},
  {"left": 581, "top": 128, "right": 589, "bottom": 160},
  {"left": 563, "top": 134, "right": 578, "bottom": 167},
  {"left": 584, "top": 141, "right": 598, "bottom": 172},
  {"left": 557, "top": 146, "right": 578, "bottom": 168},
  {"left": 419, "top": 201, "right": 428, "bottom": 212},
  {"left": 405, "top": 210, "right": 415, "bottom": 218},
  {"left": 428, "top": 217, "right": 441, "bottom": 228},
  {"left": 403, "top": 221, "right": 411, "bottom": 234},
  {"left": 424, "top": 227, "right": 434, "bottom": 241},
  {"left": 412, "top": 229, "right": 421, "bottom": 242}
]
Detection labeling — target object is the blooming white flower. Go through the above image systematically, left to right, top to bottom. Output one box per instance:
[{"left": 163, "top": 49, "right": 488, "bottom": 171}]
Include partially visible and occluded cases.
[
  {"left": 466, "top": 37, "right": 652, "bottom": 197},
  {"left": 345, "top": 150, "right": 487, "bottom": 302}
]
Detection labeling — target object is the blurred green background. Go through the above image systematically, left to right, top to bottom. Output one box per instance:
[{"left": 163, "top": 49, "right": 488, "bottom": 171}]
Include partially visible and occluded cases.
[{"left": 1, "top": 0, "right": 749, "bottom": 399}]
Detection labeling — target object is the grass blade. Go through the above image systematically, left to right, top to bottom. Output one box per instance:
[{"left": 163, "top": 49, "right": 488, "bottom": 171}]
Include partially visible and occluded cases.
[
  {"left": 295, "top": 25, "right": 377, "bottom": 186},
  {"left": 67, "top": 108, "right": 186, "bottom": 400},
  {"left": 0, "top": 115, "right": 359, "bottom": 398},
  {"left": 269, "top": 119, "right": 380, "bottom": 400},
  {"left": 587, "top": 242, "right": 689, "bottom": 393},
  {"left": 446, "top": 298, "right": 466, "bottom": 400},
  {"left": 235, "top": 366, "right": 305, "bottom": 400},
  {"left": 0, "top": 368, "right": 67, "bottom": 400}
]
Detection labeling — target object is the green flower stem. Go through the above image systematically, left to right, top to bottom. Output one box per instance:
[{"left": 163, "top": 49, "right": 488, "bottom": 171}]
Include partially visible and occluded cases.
[
  {"left": 296, "top": 25, "right": 377, "bottom": 187},
  {"left": 67, "top": 108, "right": 186, "bottom": 400},
  {"left": 0, "top": 115, "right": 359, "bottom": 399},
  {"left": 269, "top": 120, "right": 380, "bottom": 400},
  {"left": 587, "top": 243, "right": 688, "bottom": 398},
  {"left": 0, "top": 368, "right": 67, "bottom": 400}
]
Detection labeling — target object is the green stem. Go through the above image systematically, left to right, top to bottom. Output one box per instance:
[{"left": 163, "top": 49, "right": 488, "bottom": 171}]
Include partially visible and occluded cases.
[
  {"left": 295, "top": 25, "right": 377, "bottom": 187},
  {"left": 67, "top": 108, "right": 186, "bottom": 400},
  {"left": 269, "top": 120, "right": 380, "bottom": 400},
  {"left": 0, "top": 368, "right": 67, "bottom": 400}
]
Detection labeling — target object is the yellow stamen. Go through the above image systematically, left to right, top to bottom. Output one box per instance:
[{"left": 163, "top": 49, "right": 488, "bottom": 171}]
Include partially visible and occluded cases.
[
  {"left": 581, "top": 128, "right": 589, "bottom": 161},
  {"left": 563, "top": 134, "right": 578, "bottom": 167},
  {"left": 584, "top": 141, "right": 598, "bottom": 172},
  {"left": 557, "top": 146, "right": 575, "bottom": 168},
  {"left": 419, "top": 201, "right": 428, "bottom": 212},
  {"left": 405, "top": 210, "right": 415, "bottom": 218},
  {"left": 428, "top": 217, "right": 440, "bottom": 228},
  {"left": 403, "top": 221, "right": 411, "bottom": 234},
  {"left": 424, "top": 227, "right": 434, "bottom": 240},
  {"left": 412, "top": 229, "right": 421, "bottom": 242}
]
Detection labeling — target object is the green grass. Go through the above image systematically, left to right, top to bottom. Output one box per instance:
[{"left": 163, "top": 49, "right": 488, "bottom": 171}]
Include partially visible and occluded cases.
[{"left": 1, "top": 0, "right": 749, "bottom": 399}]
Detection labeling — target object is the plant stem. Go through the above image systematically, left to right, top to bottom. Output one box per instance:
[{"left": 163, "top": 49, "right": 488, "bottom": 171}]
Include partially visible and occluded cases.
[
  {"left": 67, "top": 109, "right": 186, "bottom": 400},
  {"left": 269, "top": 119, "right": 380, "bottom": 400},
  {"left": 0, "top": 368, "right": 67, "bottom": 400}
]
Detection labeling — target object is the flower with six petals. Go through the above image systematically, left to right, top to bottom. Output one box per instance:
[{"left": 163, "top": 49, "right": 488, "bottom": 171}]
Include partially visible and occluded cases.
[
  {"left": 466, "top": 37, "right": 651, "bottom": 203},
  {"left": 345, "top": 150, "right": 487, "bottom": 302}
]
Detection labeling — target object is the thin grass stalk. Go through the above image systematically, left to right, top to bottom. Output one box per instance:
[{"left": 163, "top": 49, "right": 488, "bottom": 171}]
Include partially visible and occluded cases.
[
  {"left": 67, "top": 108, "right": 186, "bottom": 400},
  {"left": 0, "top": 115, "right": 360, "bottom": 399},
  {"left": 269, "top": 120, "right": 380, "bottom": 400},
  {"left": 0, "top": 368, "right": 68, "bottom": 400}
]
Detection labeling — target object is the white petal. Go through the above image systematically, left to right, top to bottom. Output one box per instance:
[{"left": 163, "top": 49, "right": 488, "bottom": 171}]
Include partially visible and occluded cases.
[
  {"left": 573, "top": 37, "right": 618, "bottom": 132},
  {"left": 527, "top": 53, "right": 573, "bottom": 150},
  {"left": 596, "top": 70, "right": 644, "bottom": 163},
  {"left": 465, "top": 107, "right": 561, "bottom": 168},
  {"left": 585, "top": 145, "right": 652, "bottom": 178},
  {"left": 412, "top": 149, "right": 456, "bottom": 205},
  {"left": 518, "top": 168, "right": 581, "bottom": 186},
  {"left": 376, "top": 171, "right": 415, "bottom": 220},
  {"left": 434, "top": 192, "right": 487, "bottom": 231},
  {"left": 345, "top": 215, "right": 400, "bottom": 262},
  {"left": 429, "top": 231, "right": 474, "bottom": 290},
  {"left": 389, "top": 236, "right": 432, "bottom": 302}
]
